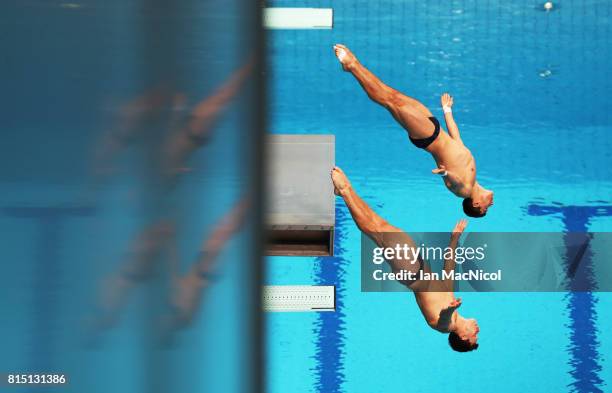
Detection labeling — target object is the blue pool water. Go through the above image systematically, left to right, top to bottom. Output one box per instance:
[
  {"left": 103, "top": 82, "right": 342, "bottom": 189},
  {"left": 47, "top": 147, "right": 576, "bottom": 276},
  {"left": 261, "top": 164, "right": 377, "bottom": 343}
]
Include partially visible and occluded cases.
[{"left": 266, "top": 1, "right": 612, "bottom": 392}]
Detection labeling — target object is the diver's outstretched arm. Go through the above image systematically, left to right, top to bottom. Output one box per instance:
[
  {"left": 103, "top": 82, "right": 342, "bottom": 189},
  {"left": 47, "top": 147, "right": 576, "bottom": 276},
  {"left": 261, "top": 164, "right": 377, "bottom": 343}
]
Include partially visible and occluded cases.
[{"left": 440, "top": 93, "right": 462, "bottom": 144}]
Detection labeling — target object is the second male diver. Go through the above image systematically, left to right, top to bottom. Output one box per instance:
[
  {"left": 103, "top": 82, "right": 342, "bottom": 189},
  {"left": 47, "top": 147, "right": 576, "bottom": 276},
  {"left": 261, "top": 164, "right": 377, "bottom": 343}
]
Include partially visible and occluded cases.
[{"left": 332, "top": 166, "right": 480, "bottom": 352}]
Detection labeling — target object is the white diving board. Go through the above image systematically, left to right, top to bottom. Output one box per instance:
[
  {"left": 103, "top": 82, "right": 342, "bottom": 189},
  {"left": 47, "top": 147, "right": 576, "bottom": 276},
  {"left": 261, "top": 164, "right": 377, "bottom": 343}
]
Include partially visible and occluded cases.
[
  {"left": 263, "top": 8, "right": 333, "bottom": 30},
  {"left": 262, "top": 285, "right": 335, "bottom": 312}
]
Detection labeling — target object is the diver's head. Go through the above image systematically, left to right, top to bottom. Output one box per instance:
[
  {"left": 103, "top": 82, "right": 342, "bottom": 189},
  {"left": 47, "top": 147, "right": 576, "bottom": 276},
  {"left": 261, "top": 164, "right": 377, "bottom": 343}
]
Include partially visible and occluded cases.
[
  {"left": 463, "top": 185, "right": 493, "bottom": 217},
  {"left": 448, "top": 318, "right": 480, "bottom": 352}
]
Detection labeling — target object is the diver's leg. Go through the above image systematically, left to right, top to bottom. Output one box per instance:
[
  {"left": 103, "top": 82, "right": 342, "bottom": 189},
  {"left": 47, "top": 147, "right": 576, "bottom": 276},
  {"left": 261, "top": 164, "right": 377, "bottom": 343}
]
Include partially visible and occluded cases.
[
  {"left": 333, "top": 44, "right": 436, "bottom": 140},
  {"left": 164, "top": 60, "right": 254, "bottom": 176},
  {"left": 187, "top": 60, "right": 253, "bottom": 139},
  {"left": 331, "top": 166, "right": 393, "bottom": 238},
  {"left": 331, "top": 167, "right": 421, "bottom": 285},
  {"left": 170, "top": 198, "right": 249, "bottom": 327},
  {"left": 91, "top": 221, "right": 175, "bottom": 329}
]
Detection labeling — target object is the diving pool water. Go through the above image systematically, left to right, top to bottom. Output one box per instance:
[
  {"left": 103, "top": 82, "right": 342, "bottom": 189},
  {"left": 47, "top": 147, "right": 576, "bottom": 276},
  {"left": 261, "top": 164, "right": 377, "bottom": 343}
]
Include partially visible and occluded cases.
[{"left": 266, "top": 1, "right": 612, "bottom": 392}]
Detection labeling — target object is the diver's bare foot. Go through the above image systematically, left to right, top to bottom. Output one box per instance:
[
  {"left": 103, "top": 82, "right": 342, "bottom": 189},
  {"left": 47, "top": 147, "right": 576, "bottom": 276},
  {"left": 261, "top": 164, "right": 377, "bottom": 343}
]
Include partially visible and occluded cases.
[
  {"left": 333, "top": 44, "right": 358, "bottom": 71},
  {"left": 331, "top": 166, "right": 352, "bottom": 196}
]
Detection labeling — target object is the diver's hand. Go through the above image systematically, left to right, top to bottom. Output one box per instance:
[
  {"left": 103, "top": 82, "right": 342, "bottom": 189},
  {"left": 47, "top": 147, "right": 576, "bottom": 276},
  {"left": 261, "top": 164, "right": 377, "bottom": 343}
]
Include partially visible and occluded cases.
[
  {"left": 441, "top": 93, "right": 454, "bottom": 108},
  {"left": 432, "top": 165, "right": 447, "bottom": 176},
  {"left": 451, "top": 219, "right": 468, "bottom": 240},
  {"left": 437, "top": 298, "right": 463, "bottom": 331},
  {"left": 442, "top": 298, "right": 462, "bottom": 314}
]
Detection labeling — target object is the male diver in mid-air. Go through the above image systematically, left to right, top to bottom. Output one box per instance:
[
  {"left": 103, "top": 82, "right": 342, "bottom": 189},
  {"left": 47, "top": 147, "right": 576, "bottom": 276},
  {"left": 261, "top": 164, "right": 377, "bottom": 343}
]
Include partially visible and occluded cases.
[
  {"left": 333, "top": 44, "right": 493, "bottom": 217},
  {"left": 331, "top": 166, "right": 479, "bottom": 352}
]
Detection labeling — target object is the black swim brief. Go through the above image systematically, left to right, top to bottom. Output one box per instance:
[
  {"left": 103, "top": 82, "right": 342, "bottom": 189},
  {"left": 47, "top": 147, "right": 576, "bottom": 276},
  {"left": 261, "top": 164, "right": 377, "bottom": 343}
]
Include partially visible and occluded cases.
[{"left": 409, "top": 116, "right": 440, "bottom": 149}]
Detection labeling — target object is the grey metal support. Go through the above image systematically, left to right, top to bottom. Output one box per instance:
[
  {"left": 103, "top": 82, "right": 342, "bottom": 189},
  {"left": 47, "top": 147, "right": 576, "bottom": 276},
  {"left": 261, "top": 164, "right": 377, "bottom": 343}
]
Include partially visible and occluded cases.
[{"left": 266, "top": 135, "right": 335, "bottom": 256}]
